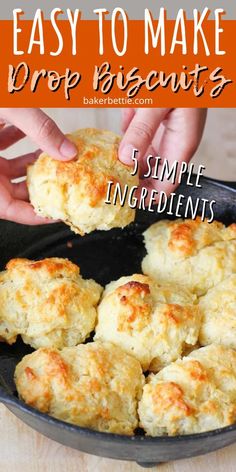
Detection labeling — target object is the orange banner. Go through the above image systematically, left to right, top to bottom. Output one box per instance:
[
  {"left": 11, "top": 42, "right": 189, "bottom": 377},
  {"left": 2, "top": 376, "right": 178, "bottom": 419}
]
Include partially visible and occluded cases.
[{"left": 0, "top": 19, "right": 235, "bottom": 107}]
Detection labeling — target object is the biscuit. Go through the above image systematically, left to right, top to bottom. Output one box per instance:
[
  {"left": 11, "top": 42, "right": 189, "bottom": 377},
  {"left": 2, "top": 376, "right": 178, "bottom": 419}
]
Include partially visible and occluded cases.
[
  {"left": 27, "top": 128, "right": 138, "bottom": 235},
  {"left": 142, "top": 218, "right": 236, "bottom": 296},
  {"left": 0, "top": 257, "right": 102, "bottom": 348},
  {"left": 95, "top": 274, "right": 200, "bottom": 371},
  {"left": 199, "top": 275, "right": 236, "bottom": 348},
  {"left": 15, "top": 341, "right": 144, "bottom": 435},
  {"left": 139, "top": 344, "right": 236, "bottom": 436},
  {"left": 188, "top": 344, "right": 236, "bottom": 400}
]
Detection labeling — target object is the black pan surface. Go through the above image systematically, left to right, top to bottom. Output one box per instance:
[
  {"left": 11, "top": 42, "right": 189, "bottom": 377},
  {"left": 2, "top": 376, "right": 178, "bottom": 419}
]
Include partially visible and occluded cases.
[{"left": 0, "top": 176, "right": 236, "bottom": 468}]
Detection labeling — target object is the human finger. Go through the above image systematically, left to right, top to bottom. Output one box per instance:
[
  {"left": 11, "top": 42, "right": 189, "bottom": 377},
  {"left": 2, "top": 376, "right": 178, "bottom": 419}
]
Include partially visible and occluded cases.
[
  {"left": 0, "top": 108, "right": 77, "bottom": 161},
  {"left": 119, "top": 108, "right": 170, "bottom": 171},
  {"left": 121, "top": 108, "right": 135, "bottom": 133},
  {"left": 0, "top": 125, "right": 25, "bottom": 150},
  {"left": 0, "top": 151, "right": 41, "bottom": 179}
]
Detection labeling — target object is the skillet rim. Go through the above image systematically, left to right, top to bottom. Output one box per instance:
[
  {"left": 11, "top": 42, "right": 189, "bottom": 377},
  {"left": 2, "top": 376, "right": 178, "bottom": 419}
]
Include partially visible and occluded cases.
[{"left": 2, "top": 388, "right": 236, "bottom": 444}]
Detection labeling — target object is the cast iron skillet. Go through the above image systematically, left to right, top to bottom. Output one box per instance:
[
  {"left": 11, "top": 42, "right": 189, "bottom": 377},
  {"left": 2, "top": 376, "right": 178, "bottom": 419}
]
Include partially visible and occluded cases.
[{"left": 0, "top": 176, "right": 235, "bottom": 468}]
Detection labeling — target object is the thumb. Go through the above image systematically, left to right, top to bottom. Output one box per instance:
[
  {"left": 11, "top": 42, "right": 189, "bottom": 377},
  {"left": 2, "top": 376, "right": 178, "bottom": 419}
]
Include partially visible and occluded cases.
[{"left": 0, "top": 108, "right": 77, "bottom": 161}]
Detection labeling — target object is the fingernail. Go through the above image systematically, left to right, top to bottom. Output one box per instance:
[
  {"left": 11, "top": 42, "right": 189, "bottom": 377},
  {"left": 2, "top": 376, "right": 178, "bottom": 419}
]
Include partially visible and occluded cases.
[
  {"left": 60, "top": 138, "right": 77, "bottom": 160},
  {"left": 119, "top": 144, "right": 136, "bottom": 164}
]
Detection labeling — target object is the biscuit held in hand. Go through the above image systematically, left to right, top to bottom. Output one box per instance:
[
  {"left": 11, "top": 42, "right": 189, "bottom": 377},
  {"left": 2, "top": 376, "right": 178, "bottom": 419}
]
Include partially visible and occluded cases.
[{"left": 27, "top": 128, "right": 138, "bottom": 235}]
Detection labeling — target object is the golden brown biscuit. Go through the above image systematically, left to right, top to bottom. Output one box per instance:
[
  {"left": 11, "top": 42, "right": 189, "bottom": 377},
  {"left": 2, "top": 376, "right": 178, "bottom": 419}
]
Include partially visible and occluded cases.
[
  {"left": 27, "top": 128, "right": 138, "bottom": 235},
  {"left": 142, "top": 218, "right": 236, "bottom": 296},
  {"left": 0, "top": 257, "right": 102, "bottom": 348},
  {"left": 95, "top": 274, "right": 200, "bottom": 371},
  {"left": 199, "top": 275, "right": 236, "bottom": 348},
  {"left": 15, "top": 341, "right": 144, "bottom": 435},
  {"left": 139, "top": 344, "right": 236, "bottom": 436},
  {"left": 188, "top": 344, "right": 236, "bottom": 400}
]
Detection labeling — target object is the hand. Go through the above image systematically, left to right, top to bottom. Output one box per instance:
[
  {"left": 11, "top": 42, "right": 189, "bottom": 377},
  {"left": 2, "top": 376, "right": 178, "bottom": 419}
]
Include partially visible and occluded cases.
[
  {"left": 0, "top": 108, "right": 77, "bottom": 225},
  {"left": 119, "top": 108, "right": 207, "bottom": 199}
]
